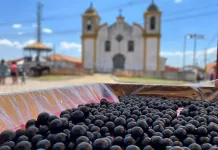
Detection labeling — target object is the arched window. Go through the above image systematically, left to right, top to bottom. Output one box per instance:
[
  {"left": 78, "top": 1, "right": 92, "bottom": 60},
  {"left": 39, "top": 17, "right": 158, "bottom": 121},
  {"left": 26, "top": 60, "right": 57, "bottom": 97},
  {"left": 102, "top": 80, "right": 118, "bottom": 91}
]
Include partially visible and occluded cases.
[{"left": 150, "top": 16, "right": 156, "bottom": 30}]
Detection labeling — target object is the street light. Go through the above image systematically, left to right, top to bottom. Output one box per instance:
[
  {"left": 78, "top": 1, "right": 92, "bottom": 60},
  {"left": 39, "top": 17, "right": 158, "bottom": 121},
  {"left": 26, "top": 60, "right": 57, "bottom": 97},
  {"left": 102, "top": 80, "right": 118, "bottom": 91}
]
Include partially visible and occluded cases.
[
  {"left": 183, "top": 34, "right": 192, "bottom": 69},
  {"left": 188, "top": 34, "right": 204, "bottom": 66}
]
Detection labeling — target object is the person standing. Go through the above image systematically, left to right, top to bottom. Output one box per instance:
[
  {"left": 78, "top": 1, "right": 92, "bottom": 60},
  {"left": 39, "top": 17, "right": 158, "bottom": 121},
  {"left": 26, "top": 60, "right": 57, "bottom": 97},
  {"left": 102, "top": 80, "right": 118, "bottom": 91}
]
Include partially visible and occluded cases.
[
  {"left": 0, "top": 59, "right": 7, "bottom": 85},
  {"left": 11, "top": 61, "right": 18, "bottom": 84}
]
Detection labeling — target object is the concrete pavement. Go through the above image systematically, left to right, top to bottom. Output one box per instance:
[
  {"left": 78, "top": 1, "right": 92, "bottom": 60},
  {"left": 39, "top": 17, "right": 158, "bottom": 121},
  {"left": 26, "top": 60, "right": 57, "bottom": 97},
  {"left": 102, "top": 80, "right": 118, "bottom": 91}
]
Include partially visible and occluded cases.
[{"left": 0, "top": 74, "right": 117, "bottom": 94}]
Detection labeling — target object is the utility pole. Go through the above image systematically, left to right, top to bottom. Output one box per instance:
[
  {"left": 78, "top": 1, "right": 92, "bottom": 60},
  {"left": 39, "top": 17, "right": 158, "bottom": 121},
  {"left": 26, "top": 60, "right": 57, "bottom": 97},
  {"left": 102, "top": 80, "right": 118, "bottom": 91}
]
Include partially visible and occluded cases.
[
  {"left": 36, "top": 2, "right": 43, "bottom": 61},
  {"left": 37, "top": 2, "right": 43, "bottom": 42},
  {"left": 193, "top": 35, "right": 197, "bottom": 66},
  {"left": 183, "top": 36, "right": 187, "bottom": 69},
  {"left": 216, "top": 36, "right": 218, "bottom": 79},
  {"left": 204, "top": 48, "right": 207, "bottom": 71}
]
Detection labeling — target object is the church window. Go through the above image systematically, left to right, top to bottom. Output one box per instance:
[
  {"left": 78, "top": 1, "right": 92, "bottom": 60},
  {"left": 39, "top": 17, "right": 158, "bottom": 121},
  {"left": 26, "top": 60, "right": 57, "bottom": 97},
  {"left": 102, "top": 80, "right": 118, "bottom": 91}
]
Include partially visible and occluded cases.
[
  {"left": 150, "top": 16, "right": 156, "bottom": 30},
  {"left": 86, "top": 19, "right": 92, "bottom": 31},
  {"left": 87, "top": 25, "right": 92, "bottom": 31},
  {"left": 116, "top": 34, "right": 123, "bottom": 42},
  {"left": 105, "top": 40, "right": 111, "bottom": 52},
  {"left": 128, "top": 40, "right": 134, "bottom": 52}
]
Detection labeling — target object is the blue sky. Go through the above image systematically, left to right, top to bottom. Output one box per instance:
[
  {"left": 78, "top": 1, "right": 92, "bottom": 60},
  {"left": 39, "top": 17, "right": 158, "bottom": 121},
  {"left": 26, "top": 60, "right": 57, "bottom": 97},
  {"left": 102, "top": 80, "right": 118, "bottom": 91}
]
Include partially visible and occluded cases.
[{"left": 0, "top": 0, "right": 218, "bottom": 68}]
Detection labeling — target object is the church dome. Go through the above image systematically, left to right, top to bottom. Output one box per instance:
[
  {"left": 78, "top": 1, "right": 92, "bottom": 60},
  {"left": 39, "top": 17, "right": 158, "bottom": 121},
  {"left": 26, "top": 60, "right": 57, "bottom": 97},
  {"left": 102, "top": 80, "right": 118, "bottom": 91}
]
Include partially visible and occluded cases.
[
  {"left": 84, "top": 3, "right": 98, "bottom": 14},
  {"left": 147, "top": 3, "right": 159, "bottom": 12}
]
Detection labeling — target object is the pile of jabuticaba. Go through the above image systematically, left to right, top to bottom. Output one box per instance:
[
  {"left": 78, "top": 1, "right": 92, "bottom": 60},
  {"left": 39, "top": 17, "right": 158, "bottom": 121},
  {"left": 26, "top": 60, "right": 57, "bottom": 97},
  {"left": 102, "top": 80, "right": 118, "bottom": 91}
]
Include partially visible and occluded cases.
[{"left": 1, "top": 96, "right": 218, "bottom": 150}]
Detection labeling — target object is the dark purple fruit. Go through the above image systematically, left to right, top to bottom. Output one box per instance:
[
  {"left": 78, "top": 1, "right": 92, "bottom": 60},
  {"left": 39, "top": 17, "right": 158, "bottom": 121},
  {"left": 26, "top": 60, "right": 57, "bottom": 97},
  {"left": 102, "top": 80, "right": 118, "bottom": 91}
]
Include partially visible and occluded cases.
[
  {"left": 71, "top": 110, "right": 85, "bottom": 123},
  {"left": 37, "top": 112, "right": 50, "bottom": 125},
  {"left": 48, "top": 115, "right": 59, "bottom": 123},
  {"left": 114, "top": 117, "right": 126, "bottom": 126},
  {"left": 60, "top": 118, "right": 69, "bottom": 129},
  {"left": 26, "top": 119, "right": 37, "bottom": 128},
  {"left": 49, "top": 119, "right": 63, "bottom": 133},
  {"left": 94, "top": 120, "right": 104, "bottom": 128},
  {"left": 136, "top": 120, "right": 149, "bottom": 132},
  {"left": 105, "top": 122, "right": 115, "bottom": 131},
  {"left": 127, "top": 122, "right": 136, "bottom": 129},
  {"left": 208, "top": 123, "right": 218, "bottom": 132},
  {"left": 185, "top": 124, "right": 196, "bottom": 134},
  {"left": 39, "top": 125, "right": 49, "bottom": 135},
  {"left": 70, "top": 125, "right": 86, "bottom": 140},
  {"left": 153, "top": 125, "right": 164, "bottom": 132},
  {"left": 91, "top": 126, "right": 100, "bottom": 132},
  {"left": 114, "top": 126, "right": 125, "bottom": 137},
  {"left": 196, "top": 126, "right": 208, "bottom": 136},
  {"left": 101, "top": 127, "right": 109, "bottom": 135},
  {"left": 131, "top": 127, "right": 144, "bottom": 139},
  {"left": 174, "top": 128, "right": 187, "bottom": 139},
  {"left": 15, "top": 129, "right": 25, "bottom": 138},
  {"left": 162, "top": 129, "right": 173, "bottom": 138},
  {"left": 0, "top": 130, "right": 16, "bottom": 144},
  {"left": 87, "top": 131, "right": 95, "bottom": 142},
  {"left": 93, "top": 131, "right": 101, "bottom": 139},
  {"left": 55, "top": 133, "right": 67, "bottom": 143},
  {"left": 31, "top": 134, "right": 43, "bottom": 145},
  {"left": 47, "top": 134, "right": 56, "bottom": 144},
  {"left": 17, "top": 135, "right": 29, "bottom": 142},
  {"left": 76, "top": 136, "right": 90, "bottom": 145},
  {"left": 113, "top": 136, "right": 123, "bottom": 146},
  {"left": 124, "top": 136, "right": 136, "bottom": 146},
  {"left": 151, "top": 136, "right": 163, "bottom": 148},
  {"left": 141, "top": 137, "right": 151, "bottom": 147},
  {"left": 183, "top": 137, "right": 195, "bottom": 146},
  {"left": 199, "top": 137, "right": 210, "bottom": 144},
  {"left": 213, "top": 137, "right": 218, "bottom": 145},
  {"left": 93, "top": 138, "right": 110, "bottom": 150},
  {"left": 162, "top": 138, "right": 173, "bottom": 147},
  {"left": 36, "top": 139, "right": 50, "bottom": 149},
  {"left": 2, "top": 141, "right": 15, "bottom": 148},
  {"left": 14, "top": 141, "right": 32, "bottom": 150},
  {"left": 173, "top": 141, "right": 183, "bottom": 147},
  {"left": 52, "top": 142, "right": 65, "bottom": 150},
  {"left": 68, "top": 142, "right": 75, "bottom": 150},
  {"left": 188, "top": 143, "right": 201, "bottom": 150},
  {"left": 201, "top": 143, "right": 212, "bottom": 150},
  {"left": 0, "top": 145, "right": 11, "bottom": 150},
  {"left": 110, "top": 145, "right": 122, "bottom": 150},
  {"left": 126, "top": 145, "right": 140, "bottom": 150},
  {"left": 143, "top": 145, "right": 155, "bottom": 150},
  {"left": 169, "top": 146, "right": 183, "bottom": 150}
]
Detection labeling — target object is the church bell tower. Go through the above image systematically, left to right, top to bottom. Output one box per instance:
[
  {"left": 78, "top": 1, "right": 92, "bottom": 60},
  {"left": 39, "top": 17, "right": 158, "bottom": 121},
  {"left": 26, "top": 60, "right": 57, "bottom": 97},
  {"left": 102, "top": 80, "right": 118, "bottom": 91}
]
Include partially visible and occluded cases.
[
  {"left": 143, "top": 0, "right": 161, "bottom": 72},
  {"left": 82, "top": 3, "right": 100, "bottom": 71}
]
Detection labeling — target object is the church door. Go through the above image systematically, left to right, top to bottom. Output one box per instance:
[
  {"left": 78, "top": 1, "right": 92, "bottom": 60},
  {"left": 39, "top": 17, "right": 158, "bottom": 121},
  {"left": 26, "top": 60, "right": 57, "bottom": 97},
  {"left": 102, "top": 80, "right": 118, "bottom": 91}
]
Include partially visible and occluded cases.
[{"left": 113, "top": 53, "right": 125, "bottom": 69}]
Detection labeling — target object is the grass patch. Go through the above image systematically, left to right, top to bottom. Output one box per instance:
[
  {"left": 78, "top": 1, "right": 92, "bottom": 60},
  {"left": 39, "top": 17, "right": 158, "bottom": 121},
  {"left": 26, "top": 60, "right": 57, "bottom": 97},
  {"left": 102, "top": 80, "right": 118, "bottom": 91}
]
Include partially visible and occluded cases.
[
  {"left": 35, "top": 75, "right": 74, "bottom": 81},
  {"left": 119, "top": 77, "right": 186, "bottom": 84}
]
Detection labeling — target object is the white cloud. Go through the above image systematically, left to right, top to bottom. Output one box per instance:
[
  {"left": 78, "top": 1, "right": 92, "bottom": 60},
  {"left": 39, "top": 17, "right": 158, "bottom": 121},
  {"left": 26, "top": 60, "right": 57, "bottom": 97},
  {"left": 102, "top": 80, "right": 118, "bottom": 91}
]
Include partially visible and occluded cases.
[
  {"left": 175, "top": 0, "right": 183, "bottom": 3},
  {"left": 12, "top": 24, "right": 22, "bottom": 29},
  {"left": 43, "top": 28, "right": 53, "bottom": 34},
  {"left": 0, "top": 39, "right": 35, "bottom": 49},
  {"left": 59, "top": 41, "right": 81, "bottom": 52},
  {"left": 161, "top": 47, "right": 217, "bottom": 58}
]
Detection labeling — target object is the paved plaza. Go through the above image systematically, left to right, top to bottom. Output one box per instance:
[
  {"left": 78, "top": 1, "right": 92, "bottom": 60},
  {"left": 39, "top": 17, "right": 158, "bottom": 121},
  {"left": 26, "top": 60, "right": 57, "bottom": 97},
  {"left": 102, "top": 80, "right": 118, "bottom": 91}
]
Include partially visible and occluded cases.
[{"left": 0, "top": 74, "right": 117, "bottom": 94}]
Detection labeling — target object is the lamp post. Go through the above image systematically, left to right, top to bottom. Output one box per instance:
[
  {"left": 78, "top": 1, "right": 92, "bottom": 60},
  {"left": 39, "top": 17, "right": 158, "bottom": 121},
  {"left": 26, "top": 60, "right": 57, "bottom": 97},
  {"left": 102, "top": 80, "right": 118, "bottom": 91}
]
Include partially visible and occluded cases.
[
  {"left": 183, "top": 34, "right": 191, "bottom": 69},
  {"left": 188, "top": 34, "right": 204, "bottom": 66}
]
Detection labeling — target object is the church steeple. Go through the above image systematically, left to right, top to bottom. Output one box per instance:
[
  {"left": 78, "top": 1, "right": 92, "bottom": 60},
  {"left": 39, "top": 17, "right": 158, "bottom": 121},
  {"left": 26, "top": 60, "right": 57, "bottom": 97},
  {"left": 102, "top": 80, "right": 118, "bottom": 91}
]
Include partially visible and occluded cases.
[{"left": 117, "top": 9, "right": 124, "bottom": 24}]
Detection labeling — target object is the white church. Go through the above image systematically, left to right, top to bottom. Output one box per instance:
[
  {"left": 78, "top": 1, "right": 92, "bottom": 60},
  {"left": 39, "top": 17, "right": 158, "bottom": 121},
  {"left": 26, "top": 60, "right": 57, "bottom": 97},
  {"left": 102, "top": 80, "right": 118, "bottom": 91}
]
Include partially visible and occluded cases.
[{"left": 81, "top": 0, "right": 166, "bottom": 73}]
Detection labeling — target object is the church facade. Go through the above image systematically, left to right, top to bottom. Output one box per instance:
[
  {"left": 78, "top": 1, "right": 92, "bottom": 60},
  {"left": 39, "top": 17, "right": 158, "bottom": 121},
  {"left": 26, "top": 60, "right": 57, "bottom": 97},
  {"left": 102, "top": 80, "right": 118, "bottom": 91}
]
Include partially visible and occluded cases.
[{"left": 81, "top": 1, "right": 166, "bottom": 73}]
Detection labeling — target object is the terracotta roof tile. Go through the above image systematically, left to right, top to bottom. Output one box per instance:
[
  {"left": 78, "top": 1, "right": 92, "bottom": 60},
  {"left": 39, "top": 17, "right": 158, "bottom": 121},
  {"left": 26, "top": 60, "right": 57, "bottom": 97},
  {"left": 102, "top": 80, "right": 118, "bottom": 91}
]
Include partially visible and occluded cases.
[{"left": 47, "top": 54, "right": 81, "bottom": 64}]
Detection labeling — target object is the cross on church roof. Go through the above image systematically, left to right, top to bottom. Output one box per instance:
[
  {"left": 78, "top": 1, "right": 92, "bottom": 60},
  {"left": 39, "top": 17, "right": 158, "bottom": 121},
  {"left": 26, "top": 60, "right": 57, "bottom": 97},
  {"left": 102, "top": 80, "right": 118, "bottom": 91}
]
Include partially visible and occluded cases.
[{"left": 119, "top": 9, "right": 122, "bottom": 17}]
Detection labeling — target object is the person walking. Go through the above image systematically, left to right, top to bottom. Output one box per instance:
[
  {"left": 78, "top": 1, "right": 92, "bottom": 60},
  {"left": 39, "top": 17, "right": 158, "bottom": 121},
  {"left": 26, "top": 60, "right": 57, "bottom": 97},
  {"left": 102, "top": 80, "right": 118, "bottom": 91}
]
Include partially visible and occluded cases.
[
  {"left": 0, "top": 59, "right": 7, "bottom": 85},
  {"left": 11, "top": 61, "right": 18, "bottom": 84}
]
